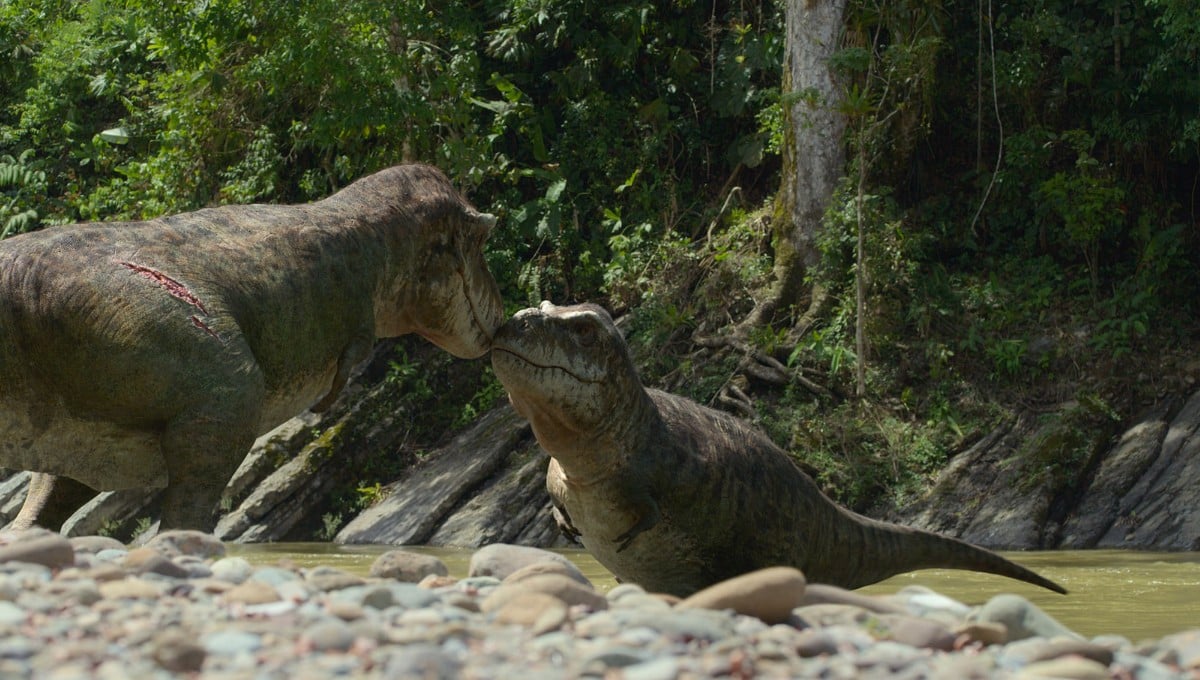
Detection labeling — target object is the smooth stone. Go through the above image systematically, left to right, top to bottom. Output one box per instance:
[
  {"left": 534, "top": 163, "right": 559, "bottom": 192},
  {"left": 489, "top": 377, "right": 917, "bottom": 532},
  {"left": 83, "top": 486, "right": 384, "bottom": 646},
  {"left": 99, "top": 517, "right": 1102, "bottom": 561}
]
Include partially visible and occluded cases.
[
  {"left": 144, "top": 531, "right": 225, "bottom": 559},
  {"left": 0, "top": 534, "right": 74, "bottom": 569},
  {"left": 68, "top": 536, "right": 126, "bottom": 555},
  {"left": 468, "top": 544, "right": 582, "bottom": 581},
  {"left": 121, "top": 547, "right": 190, "bottom": 578},
  {"left": 93, "top": 549, "right": 128, "bottom": 564},
  {"left": 369, "top": 550, "right": 449, "bottom": 582},
  {"left": 173, "top": 555, "right": 212, "bottom": 578},
  {"left": 210, "top": 557, "right": 254, "bottom": 584},
  {"left": 503, "top": 560, "right": 591, "bottom": 587},
  {"left": 81, "top": 563, "right": 126, "bottom": 583},
  {"left": 249, "top": 566, "right": 299, "bottom": 586},
  {"left": 305, "top": 567, "right": 364, "bottom": 592},
  {"left": 677, "top": 567, "right": 806, "bottom": 624},
  {"left": 417, "top": 574, "right": 458, "bottom": 589},
  {"left": 482, "top": 574, "right": 607, "bottom": 613},
  {"left": 98, "top": 578, "right": 162, "bottom": 600},
  {"left": 44, "top": 580, "right": 102, "bottom": 606},
  {"left": 222, "top": 580, "right": 280, "bottom": 605},
  {"left": 275, "top": 580, "right": 313, "bottom": 602},
  {"left": 361, "top": 583, "right": 439, "bottom": 610},
  {"left": 606, "top": 583, "right": 648, "bottom": 602},
  {"left": 800, "top": 583, "right": 907, "bottom": 615},
  {"left": 889, "top": 585, "right": 973, "bottom": 619},
  {"left": 492, "top": 591, "right": 569, "bottom": 634},
  {"left": 609, "top": 593, "right": 673, "bottom": 612},
  {"left": 973, "top": 594, "right": 1081, "bottom": 641},
  {"left": 326, "top": 599, "right": 366, "bottom": 621},
  {"left": 242, "top": 600, "right": 297, "bottom": 617},
  {"left": 0, "top": 601, "right": 26, "bottom": 626},
  {"left": 791, "top": 603, "right": 872, "bottom": 629},
  {"left": 575, "top": 607, "right": 736, "bottom": 642},
  {"left": 875, "top": 614, "right": 956, "bottom": 651},
  {"left": 302, "top": 619, "right": 356, "bottom": 652},
  {"left": 955, "top": 621, "right": 1008, "bottom": 646},
  {"left": 793, "top": 628, "right": 841, "bottom": 657},
  {"left": 1158, "top": 629, "right": 1200, "bottom": 668},
  {"left": 151, "top": 630, "right": 206, "bottom": 673},
  {"left": 202, "top": 630, "right": 262, "bottom": 655},
  {"left": 0, "top": 636, "right": 38, "bottom": 659},
  {"left": 1004, "top": 637, "right": 1116, "bottom": 666},
  {"left": 856, "top": 640, "right": 925, "bottom": 671},
  {"left": 382, "top": 644, "right": 462, "bottom": 679},
  {"left": 580, "top": 646, "right": 653, "bottom": 674},
  {"left": 1113, "top": 651, "right": 1184, "bottom": 680},
  {"left": 929, "top": 652, "right": 999, "bottom": 678},
  {"left": 1015, "top": 656, "right": 1112, "bottom": 680},
  {"left": 621, "top": 657, "right": 681, "bottom": 680}
]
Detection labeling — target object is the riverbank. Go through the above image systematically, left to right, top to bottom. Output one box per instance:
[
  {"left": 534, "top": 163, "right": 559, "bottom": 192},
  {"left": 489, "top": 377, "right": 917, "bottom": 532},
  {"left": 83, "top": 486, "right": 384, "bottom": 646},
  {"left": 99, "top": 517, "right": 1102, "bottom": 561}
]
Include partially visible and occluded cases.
[{"left": 0, "top": 528, "right": 1195, "bottom": 678}]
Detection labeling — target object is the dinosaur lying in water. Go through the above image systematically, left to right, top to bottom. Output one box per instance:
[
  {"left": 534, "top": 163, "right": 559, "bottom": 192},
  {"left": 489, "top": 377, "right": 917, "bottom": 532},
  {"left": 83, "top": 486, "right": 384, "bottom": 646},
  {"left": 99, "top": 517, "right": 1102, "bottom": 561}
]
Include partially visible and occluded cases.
[
  {"left": 1, "top": 164, "right": 504, "bottom": 531},
  {"left": 491, "top": 301, "right": 1067, "bottom": 597}
]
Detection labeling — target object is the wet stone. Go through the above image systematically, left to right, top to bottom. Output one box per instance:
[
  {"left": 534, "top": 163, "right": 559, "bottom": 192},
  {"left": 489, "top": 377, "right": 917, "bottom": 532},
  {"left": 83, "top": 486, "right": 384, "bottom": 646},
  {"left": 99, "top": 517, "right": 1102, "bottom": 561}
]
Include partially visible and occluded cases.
[
  {"left": 144, "top": 530, "right": 225, "bottom": 559},
  {"left": 0, "top": 534, "right": 73, "bottom": 570},
  {"left": 68, "top": 536, "right": 125, "bottom": 555},
  {"left": 468, "top": 543, "right": 582, "bottom": 581},
  {"left": 122, "top": 547, "right": 190, "bottom": 578},
  {"left": 369, "top": 550, "right": 449, "bottom": 582},
  {"left": 210, "top": 556, "right": 255, "bottom": 584},
  {"left": 677, "top": 566, "right": 806, "bottom": 624},
  {"left": 304, "top": 567, "right": 364, "bottom": 592},
  {"left": 98, "top": 577, "right": 162, "bottom": 600},
  {"left": 222, "top": 580, "right": 280, "bottom": 605},
  {"left": 491, "top": 591, "right": 569, "bottom": 634},
  {"left": 972, "top": 594, "right": 1081, "bottom": 642},
  {"left": 0, "top": 601, "right": 26, "bottom": 626},
  {"left": 302, "top": 619, "right": 357, "bottom": 653},
  {"left": 202, "top": 629, "right": 263, "bottom": 656},
  {"left": 151, "top": 630, "right": 206, "bottom": 673},
  {"left": 1015, "top": 655, "right": 1112, "bottom": 680}
]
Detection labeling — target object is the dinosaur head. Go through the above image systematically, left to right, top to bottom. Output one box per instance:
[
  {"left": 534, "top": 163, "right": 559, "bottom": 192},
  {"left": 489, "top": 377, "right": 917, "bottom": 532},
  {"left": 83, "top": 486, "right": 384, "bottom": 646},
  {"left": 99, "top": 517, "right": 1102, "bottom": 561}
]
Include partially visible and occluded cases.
[
  {"left": 372, "top": 165, "right": 505, "bottom": 359},
  {"left": 404, "top": 206, "right": 505, "bottom": 359},
  {"left": 491, "top": 302, "right": 644, "bottom": 452}
]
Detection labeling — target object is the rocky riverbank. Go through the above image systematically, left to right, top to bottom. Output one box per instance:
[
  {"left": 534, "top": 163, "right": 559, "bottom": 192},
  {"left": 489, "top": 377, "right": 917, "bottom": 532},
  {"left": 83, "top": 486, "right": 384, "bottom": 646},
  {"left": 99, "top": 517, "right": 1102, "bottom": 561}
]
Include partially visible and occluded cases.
[{"left": 0, "top": 529, "right": 1195, "bottom": 679}]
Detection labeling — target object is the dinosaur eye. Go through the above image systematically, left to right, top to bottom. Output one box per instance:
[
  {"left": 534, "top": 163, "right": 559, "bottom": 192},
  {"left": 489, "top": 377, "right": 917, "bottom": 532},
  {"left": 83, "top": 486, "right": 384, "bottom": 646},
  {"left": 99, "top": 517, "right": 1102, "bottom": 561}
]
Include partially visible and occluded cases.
[{"left": 576, "top": 323, "right": 598, "bottom": 347}]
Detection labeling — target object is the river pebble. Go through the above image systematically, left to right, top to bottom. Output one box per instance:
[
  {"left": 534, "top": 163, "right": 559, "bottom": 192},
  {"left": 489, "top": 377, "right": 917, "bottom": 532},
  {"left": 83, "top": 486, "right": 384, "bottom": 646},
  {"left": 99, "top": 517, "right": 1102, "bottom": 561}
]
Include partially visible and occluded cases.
[
  {"left": 0, "top": 528, "right": 1194, "bottom": 679},
  {"left": 369, "top": 549, "right": 449, "bottom": 582}
]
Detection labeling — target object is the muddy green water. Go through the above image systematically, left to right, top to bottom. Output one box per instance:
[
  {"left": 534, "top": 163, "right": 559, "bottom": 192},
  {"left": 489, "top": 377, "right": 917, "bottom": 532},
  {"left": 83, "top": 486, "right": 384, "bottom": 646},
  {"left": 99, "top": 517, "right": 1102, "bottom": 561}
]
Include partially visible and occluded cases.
[{"left": 227, "top": 544, "right": 1200, "bottom": 641}]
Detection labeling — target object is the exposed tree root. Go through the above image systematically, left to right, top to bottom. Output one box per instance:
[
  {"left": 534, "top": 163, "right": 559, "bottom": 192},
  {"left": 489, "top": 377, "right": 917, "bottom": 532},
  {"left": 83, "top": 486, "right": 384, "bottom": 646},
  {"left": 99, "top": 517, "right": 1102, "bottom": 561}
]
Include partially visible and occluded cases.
[{"left": 693, "top": 284, "right": 839, "bottom": 417}]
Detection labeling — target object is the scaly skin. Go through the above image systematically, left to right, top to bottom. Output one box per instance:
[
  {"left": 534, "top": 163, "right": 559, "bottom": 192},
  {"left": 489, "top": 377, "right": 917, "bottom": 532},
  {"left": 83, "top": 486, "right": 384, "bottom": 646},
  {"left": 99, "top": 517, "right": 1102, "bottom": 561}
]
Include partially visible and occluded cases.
[
  {"left": 0, "top": 164, "right": 504, "bottom": 531},
  {"left": 492, "top": 302, "right": 1066, "bottom": 597}
]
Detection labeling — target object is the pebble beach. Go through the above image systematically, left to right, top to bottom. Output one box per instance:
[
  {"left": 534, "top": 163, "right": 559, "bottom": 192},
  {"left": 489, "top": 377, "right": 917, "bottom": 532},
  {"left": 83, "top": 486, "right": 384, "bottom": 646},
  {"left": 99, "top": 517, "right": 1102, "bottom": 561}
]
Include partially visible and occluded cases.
[{"left": 0, "top": 528, "right": 1196, "bottom": 679}]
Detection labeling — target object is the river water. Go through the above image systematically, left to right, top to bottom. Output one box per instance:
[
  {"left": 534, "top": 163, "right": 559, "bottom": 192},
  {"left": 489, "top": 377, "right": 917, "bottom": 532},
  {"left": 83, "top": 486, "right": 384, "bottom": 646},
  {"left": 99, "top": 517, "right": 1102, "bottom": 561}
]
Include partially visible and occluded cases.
[{"left": 227, "top": 544, "right": 1200, "bottom": 641}]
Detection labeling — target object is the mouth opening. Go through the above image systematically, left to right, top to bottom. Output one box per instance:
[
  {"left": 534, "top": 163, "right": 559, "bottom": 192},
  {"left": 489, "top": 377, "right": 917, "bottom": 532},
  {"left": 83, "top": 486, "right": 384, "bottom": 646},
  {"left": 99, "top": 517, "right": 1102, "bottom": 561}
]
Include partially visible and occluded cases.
[
  {"left": 457, "top": 266, "right": 496, "bottom": 345},
  {"left": 492, "top": 346, "right": 602, "bottom": 384}
]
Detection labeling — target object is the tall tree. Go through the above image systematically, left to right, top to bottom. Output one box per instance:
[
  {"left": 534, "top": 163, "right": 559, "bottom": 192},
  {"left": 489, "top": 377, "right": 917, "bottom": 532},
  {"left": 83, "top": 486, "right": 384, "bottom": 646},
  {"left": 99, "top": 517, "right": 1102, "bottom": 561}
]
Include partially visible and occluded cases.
[{"left": 747, "top": 0, "right": 848, "bottom": 329}]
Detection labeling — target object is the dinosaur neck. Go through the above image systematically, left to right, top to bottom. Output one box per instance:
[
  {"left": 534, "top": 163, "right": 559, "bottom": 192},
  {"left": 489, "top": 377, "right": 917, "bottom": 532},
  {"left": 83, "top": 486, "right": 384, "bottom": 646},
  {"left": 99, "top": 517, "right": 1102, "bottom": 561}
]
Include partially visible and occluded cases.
[{"left": 532, "top": 389, "right": 659, "bottom": 487}]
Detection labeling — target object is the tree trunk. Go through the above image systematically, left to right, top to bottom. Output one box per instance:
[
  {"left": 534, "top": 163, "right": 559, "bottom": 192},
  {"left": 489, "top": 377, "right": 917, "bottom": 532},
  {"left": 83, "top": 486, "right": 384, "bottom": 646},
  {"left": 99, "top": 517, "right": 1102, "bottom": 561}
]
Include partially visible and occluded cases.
[{"left": 750, "top": 0, "right": 848, "bottom": 328}]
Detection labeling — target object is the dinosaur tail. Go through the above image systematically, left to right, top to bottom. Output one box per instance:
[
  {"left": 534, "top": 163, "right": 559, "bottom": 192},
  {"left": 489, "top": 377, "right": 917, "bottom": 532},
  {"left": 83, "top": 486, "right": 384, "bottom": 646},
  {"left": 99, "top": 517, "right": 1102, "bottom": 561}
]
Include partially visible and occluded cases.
[{"left": 817, "top": 507, "right": 1067, "bottom": 594}]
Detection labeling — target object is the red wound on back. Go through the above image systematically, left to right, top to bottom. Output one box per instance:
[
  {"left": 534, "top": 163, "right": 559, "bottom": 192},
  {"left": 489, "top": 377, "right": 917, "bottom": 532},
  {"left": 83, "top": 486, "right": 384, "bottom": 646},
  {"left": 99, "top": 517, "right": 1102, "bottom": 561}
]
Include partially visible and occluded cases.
[{"left": 120, "top": 262, "right": 210, "bottom": 315}]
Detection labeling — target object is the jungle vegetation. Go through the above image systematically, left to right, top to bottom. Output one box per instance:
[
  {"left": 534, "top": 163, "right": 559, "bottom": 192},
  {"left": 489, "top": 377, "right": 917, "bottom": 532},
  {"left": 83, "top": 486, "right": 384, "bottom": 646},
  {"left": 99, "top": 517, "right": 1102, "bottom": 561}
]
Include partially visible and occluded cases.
[{"left": 2, "top": 0, "right": 1197, "bottom": 513}]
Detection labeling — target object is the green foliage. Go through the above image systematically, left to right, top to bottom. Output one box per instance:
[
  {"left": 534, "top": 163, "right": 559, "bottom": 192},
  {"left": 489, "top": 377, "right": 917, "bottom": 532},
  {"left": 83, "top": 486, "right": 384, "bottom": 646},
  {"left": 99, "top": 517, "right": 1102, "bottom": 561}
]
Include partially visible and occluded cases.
[
  {"left": 3, "top": 0, "right": 1200, "bottom": 523},
  {"left": 0, "top": 149, "right": 44, "bottom": 237},
  {"left": 1020, "top": 393, "right": 1121, "bottom": 493},
  {"left": 354, "top": 482, "right": 387, "bottom": 510},
  {"left": 316, "top": 513, "right": 344, "bottom": 541}
]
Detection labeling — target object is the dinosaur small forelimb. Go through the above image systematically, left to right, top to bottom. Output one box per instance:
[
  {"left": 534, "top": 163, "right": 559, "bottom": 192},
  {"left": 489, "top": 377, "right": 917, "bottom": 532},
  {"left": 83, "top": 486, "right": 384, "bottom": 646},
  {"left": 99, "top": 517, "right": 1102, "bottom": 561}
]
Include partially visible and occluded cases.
[
  {"left": 311, "top": 335, "right": 372, "bottom": 413},
  {"left": 614, "top": 498, "right": 661, "bottom": 552},
  {"left": 551, "top": 504, "right": 581, "bottom": 542}
]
